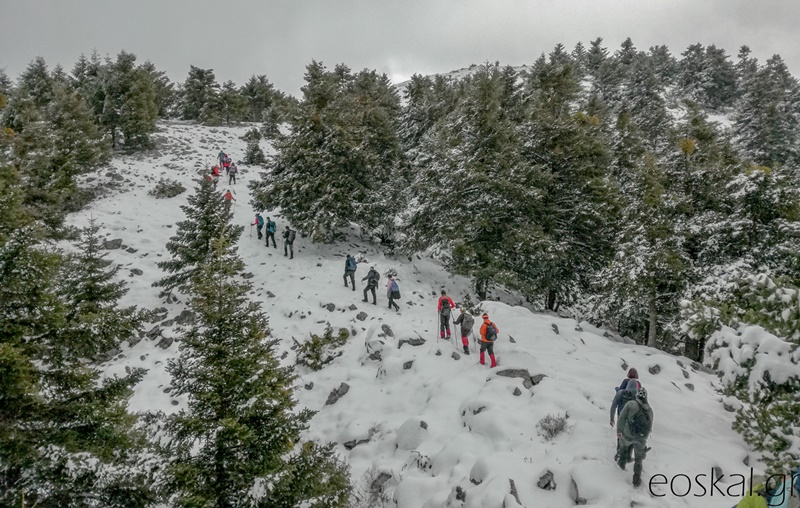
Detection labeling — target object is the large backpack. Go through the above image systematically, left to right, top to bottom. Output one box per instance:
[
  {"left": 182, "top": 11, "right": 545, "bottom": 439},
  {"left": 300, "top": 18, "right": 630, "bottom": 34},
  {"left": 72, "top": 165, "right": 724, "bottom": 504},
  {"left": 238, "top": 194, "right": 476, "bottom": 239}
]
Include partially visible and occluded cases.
[
  {"left": 256, "top": 215, "right": 264, "bottom": 227},
  {"left": 267, "top": 221, "right": 276, "bottom": 233},
  {"left": 288, "top": 230, "right": 296, "bottom": 242},
  {"left": 346, "top": 257, "right": 357, "bottom": 272},
  {"left": 368, "top": 271, "right": 380, "bottom": 287},
  {"left": 390, "top": 279, "right": 399, "bottom": 292},
  {"left": 440, "top": 297, "right": 451, "bottom": 316},
  {"left": 484, "top": 322, "right": 497, "bottom": 341},
  {"left": 629, "top": 401, "right": 652, "bottom": 438}
]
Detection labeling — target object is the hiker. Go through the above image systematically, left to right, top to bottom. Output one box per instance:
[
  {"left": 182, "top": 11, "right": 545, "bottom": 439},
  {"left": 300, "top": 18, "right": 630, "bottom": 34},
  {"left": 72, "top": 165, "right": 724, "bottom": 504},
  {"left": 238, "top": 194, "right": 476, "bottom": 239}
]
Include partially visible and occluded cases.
[
  {"left": 218, "top": 150, "right": 226, "bottom": 168},
  {"left": 223, "top": 155, "right": 232, "bottom": 174},
  {"left": 228, "top": 164, "right": 238, "bottom": 185},
  {"left": 211, "top": 165, "right": 220, "bottom": 178},
  {"left": 223, "top": 189, "right": 235, "bottom": 202},
  {"left": 252, "top": 213, "right": 264, "bottom": 240},
  {"left": 264, "top": 217, "right": 277, "bottom": 248},
  {"left": 283, "top": 226, "right": 295, "bottom": 259},
  {"left": 343, "top": 254, "right": 357, "bottom": 291},
  {"left": 361, "top": 266, "right": 380, "bottom": 305},
  {"left": 386, "top": 274, "right": 400, "bottom": 311},
  {"left": 437, "top": 290, "right": 456, "bottom": 339},
  {"left": 453, "top": 308, "right": 474, "bottom": 355},
  {"left": 479, "top": 313, "right": 498, "bottom": 368},
  {"left": 617, "top": 368, "right": 639, "bottom": 392},
  {"left": 610, "top": 373, "right": 642, "bottom": 424},
  {"left": 616, "top": 386, "right": 653, "bottom": 488},
  {"left": 756, "top": 470, "right": 800, "bottom": 508}
]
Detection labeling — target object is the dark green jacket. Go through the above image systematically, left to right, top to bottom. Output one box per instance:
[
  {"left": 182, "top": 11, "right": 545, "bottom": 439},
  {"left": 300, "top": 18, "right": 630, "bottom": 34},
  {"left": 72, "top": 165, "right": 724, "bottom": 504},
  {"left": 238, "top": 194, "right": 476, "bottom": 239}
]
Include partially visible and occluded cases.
[{"left": 617, "top": 399, "right": 653, "bottom": 443}]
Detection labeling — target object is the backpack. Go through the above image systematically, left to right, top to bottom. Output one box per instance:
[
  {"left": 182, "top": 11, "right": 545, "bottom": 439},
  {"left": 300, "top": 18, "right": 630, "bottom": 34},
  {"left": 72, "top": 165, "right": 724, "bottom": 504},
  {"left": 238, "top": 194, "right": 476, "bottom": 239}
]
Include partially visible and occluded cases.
[
  {"left": 256, "top": 215, "right": 264, "bottom": 227},
  {"left": 267, "top": 221, "right": 276, "bottom": 233},
  {"left": 288, "top": 230, "right": 296, "bottom": 242},
  {"left": 346, "top": 257, "right": 357, "bottom": 272},
  {"left": 368, "top": 271, "right": 380, "bottom": 287},
  {"left": 390, "top": 279, "right": 399, "bottom": 292},
  {"left": 440, "top": 298, "right": 451, "bottom": 316},
  {"left": 485, "top": 322, "right": 497, "bottom": 341},
  {"left": 619, "top": 389, "right": 636, "bottom": 412},
  {"left": 629, "top": 401, "right": 652, "bottom": 438}
]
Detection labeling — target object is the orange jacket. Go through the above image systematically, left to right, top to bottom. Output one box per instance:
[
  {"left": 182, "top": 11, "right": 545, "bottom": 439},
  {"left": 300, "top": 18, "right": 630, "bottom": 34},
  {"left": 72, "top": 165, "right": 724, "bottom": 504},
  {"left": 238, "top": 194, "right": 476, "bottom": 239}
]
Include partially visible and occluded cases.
[
  {"left": 437, "top": 296, "right": 455, "bottom": 312},
  {"left": 479, "top": 319, "right": 498, "bottom": 342}
]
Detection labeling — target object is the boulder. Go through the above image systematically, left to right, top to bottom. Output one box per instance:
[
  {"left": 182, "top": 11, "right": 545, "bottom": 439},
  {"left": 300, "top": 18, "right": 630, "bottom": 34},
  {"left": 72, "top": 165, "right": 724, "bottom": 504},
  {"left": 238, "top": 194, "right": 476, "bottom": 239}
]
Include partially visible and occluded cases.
[
  {"left": 102, "top": 238, "right": 123, "bottom": 250},
  {"left": 126, "top": 247, "right": 138, "bottom": 253},
  {"left": 130, "top": 268, "right": 143, "bottom": 276},
  {"left": 242, "top": 272, "right": 254, "bottom": 279},
  {"left": 266, "top": 291, "right": 276, "bottom": 298},
  {"left": 323, "top": 303, "right": 336, "bottom": 312},
  {"left": 348, "top": 304, "right": 357, "bottom": 311},
  {"left": 174, "top": 310, "right": 196, "bottom": 325},
  {"left": 356, "top": 312, "right": 368, "bottom": 321},
  {"left": 161, "top": 319, "right": 174, "bottom": 327},
  {"left": 551, "top": 323, "right": 559, "bottom": 335},
  {"left": 381, "top": 324, "right": 394, "bottom": 337},
  {"left": 146, "top": 325, "right": 161, "bottom": 339},
  {"left": 157, "top": 336, "right": 174, "bottom": 349},
  {"left": 398, "top": 337, "right": 426, "bottom": 348},
  {"left": 451, "top": 352, "right": 461, "bottom": 360},
  {"left": 403, "top": 360, "right": 414, "bottom": 370},
  {"left": 691, "top": 361, "right": 714, "bottom": 374},
  {"left": 649, "top": 364, "right": 661, "bottom": 375},
  {"left": 496, "top": 368, "right": 546, "bottom": 387},
  {"left": 682, "top": 370, "right": 690, "bottom": 379},
  {"left": 304, "top": 382, "right": 314, "bottom": 390},
  {"left": 325, "top": 383, "right": 350, "bottom": 405},
  {"left": 685, "top": 383, "right": 695, "bottom": 392},
  {"left": 513, "top": 387, "right": 522, "bottom": 396},
  {"left": 343, "top": 439, "right": 370, "bottom": 450},
  {"left": 538, "top": 470, "right": 556, "bottom": 490}
]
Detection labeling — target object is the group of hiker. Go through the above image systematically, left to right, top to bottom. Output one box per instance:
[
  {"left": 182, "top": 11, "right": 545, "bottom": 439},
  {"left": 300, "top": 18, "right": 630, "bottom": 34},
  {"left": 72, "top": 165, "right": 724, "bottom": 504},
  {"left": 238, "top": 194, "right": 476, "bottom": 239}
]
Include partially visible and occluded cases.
[
  {"left": 214, "top": 149, "right": 238, "bottom": 185},
  {"left": 252, "top": 212, "right": 296, "bottom": 258}
]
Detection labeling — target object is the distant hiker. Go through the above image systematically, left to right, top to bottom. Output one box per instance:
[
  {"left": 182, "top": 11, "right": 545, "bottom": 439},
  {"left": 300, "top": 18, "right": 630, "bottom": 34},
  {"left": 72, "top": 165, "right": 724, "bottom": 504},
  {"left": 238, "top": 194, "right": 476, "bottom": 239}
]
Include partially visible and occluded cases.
[
  {"left": 217, "top": 150, "right": 226, "bottom": 167},
  {"left": 223, "top": 155, "right": 232, "bottom": 174},
  {"left": 228, "top": 164, "right": 238, "bottom": 185},
  {"left": 211, "top": 165, "right": 220, "bottom": 177},
  {"left": 223, "top": 189, "right": 235, "bottom": 202},
  {"left": 253, "top": 213, "right": 264, "bottom": 240},
  {"left": 264, "top": 217, "right": 277, "bottom": 248},
  {"left": 283, "top": 226, "right": 295, "bottom": 259},
  {"left": 343, "top": 254, "right": 357, "bottom": 291},
  {"left": 362, "top": 266, "right": 380, "bottom": 305},
  {"left": 386, "top": 274, "right": 400, "bottom": 311},
  {"left": 437, "top": 290, "right": 456, "bottom": 339},
  {"left": 453, "top": 308, "right": 474, "bottom": 355},
  {"left": 479, "top": 313, "right": 498, "bottom": 368},
  {"left": 617, "top": 368, "right": 639, "bottom": 393},
  {"left": 610, "top": 374, "right": 642, "bottom": 425},
  {"left": 616, "top": 386, "right": 653, "bottom": 488}
]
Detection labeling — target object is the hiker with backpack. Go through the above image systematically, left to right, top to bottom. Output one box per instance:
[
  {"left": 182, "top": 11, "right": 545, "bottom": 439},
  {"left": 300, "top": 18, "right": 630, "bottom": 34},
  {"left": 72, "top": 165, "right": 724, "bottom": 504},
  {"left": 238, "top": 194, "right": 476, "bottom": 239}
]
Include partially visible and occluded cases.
[
  {"left": 218, "top": 150, "right": 226, "bottom": 168},
  {"left": 223, "top": 155, "right": 232, "bottom": 174},
  {"left": 228, "top": 164, "right": 238, "bottom": 185},
  {"left": 211, "top": 165, "right": 220, "bottom": 178},
  {"left": 223, "top": 189, "right": 235, "bottom": 202},
  {"left": 252, "top": 213, "right": 264, "bottom": 240},
  {"left": 264, "top": 217, "right": 277, "bottom": 248},
  {"left": 283, "top": 226, "right": 295, "bottom": 259},
  {"left": 343, "top": 254, "right": 357, "bottom": 291},
  {"left": 361, "top": 266, "right": 380, "bottom": 305},
  {"left": 386, "top": 274, "right": 400, "bottom": 311},
  {"left": 437, "top": 290, "right": 456, "bottom": 340},
  {"left": 453, "top": 308, "right": 474, "bottom": 355},
  {"left": 479, "top": 313, "right": 498, "bottom": 368},
  {"left": 610, "top": 369, "right": 642, "bottom": 425},
  {"left": 616, "top": 386, "right": 653, "bottom": 488}
]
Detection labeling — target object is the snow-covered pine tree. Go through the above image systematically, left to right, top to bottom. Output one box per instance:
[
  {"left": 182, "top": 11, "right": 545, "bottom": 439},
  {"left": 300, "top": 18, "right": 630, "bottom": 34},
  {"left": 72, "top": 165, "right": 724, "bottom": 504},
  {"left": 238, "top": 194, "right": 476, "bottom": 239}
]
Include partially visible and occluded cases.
[
  {"left": 141, "top": 60, "right": 176, "bottom": 118},
  {"left": 250, "top": 61, "right": 402, "bottom": 242},
  {"left": 180, "top": 65, "right": 220, "bottom": 122},
  {"left": 118, "top": 67, "right": 159, "bottom": 149},
  {"left": 220, "top": 80, "right": 247, "bottom": 124},
  {"left": 155, "top": 177, "right": 242, "bottom": 294},
  {"left": 161, "top": 235, "right": 350, "bottom": 507}
]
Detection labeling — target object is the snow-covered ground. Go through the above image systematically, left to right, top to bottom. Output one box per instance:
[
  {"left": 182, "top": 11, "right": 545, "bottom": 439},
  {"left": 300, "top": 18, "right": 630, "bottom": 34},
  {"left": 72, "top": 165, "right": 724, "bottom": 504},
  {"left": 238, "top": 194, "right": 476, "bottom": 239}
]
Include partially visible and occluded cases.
[{"left": 69, "top": 121, "right": 755, "bottom": 508}]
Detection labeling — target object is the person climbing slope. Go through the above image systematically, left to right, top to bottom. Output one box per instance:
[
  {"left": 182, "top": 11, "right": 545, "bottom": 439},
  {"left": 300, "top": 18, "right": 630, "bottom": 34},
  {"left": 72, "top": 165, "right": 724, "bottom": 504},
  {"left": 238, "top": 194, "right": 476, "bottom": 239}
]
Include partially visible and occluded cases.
[
  {"left": 218, "top": 149, "right": 226, "bottom": 168},
  {"left": 223, "top": 155, "right": 232, "bottom": 174},
  {"left": 228, "top": 163, "right": 238, "bottom": 185},
  {"left": 223, "top": 189, "right": 235, "bottom": 202},
  {"left": 252, "top": 213, "right": 264, "bottom": 240},
  {"left": 264, "top": 216, "right": 277, "bottom": 248},
  {"left": 283, "top": 225, "right": 295, "bottom": 259},
  {"left": 343, "top": 254, "right": 357, "bottom": 291},
  {"left": 361, "top": 266, "right": 380, "bottom": 305},
  {"left": 386, "top": 274, "right": 400, "bottom": 311},
  {"left": 437, "top": 290, "right": 456, "bottom": 340},
  {"left": 453, "top": 307, "right": 474, "bottom": 355},
  {"left": 479, "top": 313, "right": 499, "bottom": 368},
  {"left": 610, "top": 370, "right": 642, "bottom": 425},
  {"left": 616, "top": 386, "right": 653, "bottom": 488}
]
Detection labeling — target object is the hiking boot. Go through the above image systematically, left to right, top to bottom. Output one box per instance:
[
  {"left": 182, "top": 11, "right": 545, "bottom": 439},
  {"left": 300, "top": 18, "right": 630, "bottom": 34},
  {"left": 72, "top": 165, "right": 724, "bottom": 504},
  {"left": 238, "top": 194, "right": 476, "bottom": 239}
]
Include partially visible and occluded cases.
[
  {"left": 352, "top": 287, "right": 355, "bottom": 291},
  {"left": 362, "top": 299, "right": 368, "bottom": 303},
  {"left": 463, "top": 346, "right": 470, "bottom": 354}
]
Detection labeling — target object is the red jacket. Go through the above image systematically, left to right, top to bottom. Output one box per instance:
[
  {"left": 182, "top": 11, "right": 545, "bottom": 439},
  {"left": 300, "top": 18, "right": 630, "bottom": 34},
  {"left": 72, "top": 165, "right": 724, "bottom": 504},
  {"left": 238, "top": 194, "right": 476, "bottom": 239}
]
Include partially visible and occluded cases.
[
  {"left": 212, "top": 166, "right": 220, "bottom": 177},
  {"left": 224, "top": 191, "right": 235, "bottom": 201},
  {"left": 437, "top": 296, "right": 455, "bottom": 312}
]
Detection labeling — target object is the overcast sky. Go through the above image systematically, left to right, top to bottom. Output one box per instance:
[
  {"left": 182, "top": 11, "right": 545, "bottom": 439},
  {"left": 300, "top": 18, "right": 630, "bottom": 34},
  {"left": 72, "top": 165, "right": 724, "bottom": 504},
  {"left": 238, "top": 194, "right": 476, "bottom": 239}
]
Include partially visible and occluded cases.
[{"left": 2, "top": 0, "right": 800, "bottom": 96}]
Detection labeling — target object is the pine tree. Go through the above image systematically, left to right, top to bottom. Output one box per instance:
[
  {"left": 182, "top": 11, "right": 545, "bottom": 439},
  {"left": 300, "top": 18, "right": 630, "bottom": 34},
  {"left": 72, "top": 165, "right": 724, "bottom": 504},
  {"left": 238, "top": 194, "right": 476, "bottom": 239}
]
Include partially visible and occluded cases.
[
  {"left": 19, "top": 57, "right": 54, "bottom": 110},
  {"left": 141, "top": 60, "right": 176, "bottom": 118},
  {"left": 181, "top": 65, "right": 220, "bottom": 122},
  {"left": 119, "top": 68, "right": 159, "bottom": 149},
  {"left": 220, "top": 80, "right": 247, "bottom": 124},
  {"left": 155, "top": 177, "right": 242, "bottom": 293},
  {"left": 161, "top": 235, "right": 350, "bottom": 507}
]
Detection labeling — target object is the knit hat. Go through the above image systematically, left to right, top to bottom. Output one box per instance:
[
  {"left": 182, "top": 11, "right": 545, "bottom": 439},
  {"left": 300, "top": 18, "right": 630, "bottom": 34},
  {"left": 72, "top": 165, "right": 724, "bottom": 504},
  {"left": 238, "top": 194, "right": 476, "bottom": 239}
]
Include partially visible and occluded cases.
[
  {"left": 482, "top": 313, "right": 489, "bottom": 320},
  {"left": 628, "top": 368, "right": 639, "bottom": 379}
]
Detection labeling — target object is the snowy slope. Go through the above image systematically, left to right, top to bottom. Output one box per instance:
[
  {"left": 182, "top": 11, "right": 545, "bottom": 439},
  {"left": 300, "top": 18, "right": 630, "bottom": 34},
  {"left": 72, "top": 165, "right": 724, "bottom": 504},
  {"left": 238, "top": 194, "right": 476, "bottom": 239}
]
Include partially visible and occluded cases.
[{"left": 68, "top": 121, "right": 754, "bottom": 508}]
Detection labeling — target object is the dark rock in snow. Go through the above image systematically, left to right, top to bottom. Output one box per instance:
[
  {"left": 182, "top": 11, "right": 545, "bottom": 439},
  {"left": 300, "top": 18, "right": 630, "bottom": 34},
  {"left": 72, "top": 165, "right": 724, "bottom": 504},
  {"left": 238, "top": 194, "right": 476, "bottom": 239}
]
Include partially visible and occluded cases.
[
  {"left": 103, "top": 238, "right": 123, "bottom": 250},
  {"left": 126, "top": 247, "right": 138, "bottom": 253},
  {"left": 242, "top": 272, "right": 254, "bottom": 279},
  {"left": 266, "top": 291, "right": 276, "bottom": 298},
  {"left": 323, "top": 303, "right": 336, "bottom": 312},
  {"left": 348, "top": 304, "right": 357, "bottom": 311},
  {"left": 174, "top": 310, "right": 196, "bottom": 325},
  {"left": 356, "top": 311, "right": 368, "bottom": 321},
  {"left": 161, "top": 319, "right": 174, "bottom": 327},
  {"left": 551, "top": 323, "right": 559, "bottom": 335},
  {"left": 381, "top": 324, "right": 394, "bottom": 337},
  {"left": 146, "top": 325, "right": 161, "bottom": 339},
  {"left": 575, "top": 325, "right": 583, "bottom": 332},
  {"left": 127, "top": 335, "right": 142, "bottom": 347},
  {"left": 509, "top": 335, "right": 516, "bottom": 343},
  {"left": 157, "top": 336, "right": 174, "bottom": 349},
  {"left": 398, "top": 337, "right": 426, "bottom": 348},
  {"left": 435, "top": 350, "right": 442, "bottom": 356},
  {"left": 281, "top": 351, "right": 288, "bottom": 359},
  {"left": 451, "top": 351, "right": 461, "bottom": 360},
  {"left": 403, "top": 360, "right": 414, "bottom": 370},
  {"left": 676, "top": 360, "right": 685, "bottom": 369},
  {"left": 621, "top": 361, "right": 629, "bottom": 371},
  {"left": 691, "top": 361, "right": 714, "bottom": 374},
  {"left": 649, "top": 364, "right": 661, "bottom": 375},
  {"left": 496, "top": 368, "right": 546, "bottom": 388},
  {"left": 682, "top": 370, "right": 690, "bottom": 379},
  {"left": 522, "top": 379, "right": 533, "bottom": 389},
  {"left": 305, "top": 382, "right": 314, "bottom": 390},
  {"left": 325, "top": 383, "right": 350, "bottom": 405},
  {"left": 684, "top": 383, "right": 695, "bottom": 391},
  {"left": 513, "top": 387, "right": 522, "bottom": 396},
  {"left": 171, "top": 400, "right": 179, "bottom": 406},
  {"left": 723, "top": 402, "right": 737, "bottom": 413},
  {"left": 420, "top": 420, "right": 428, "bottom": 430},
  {"left": 343, "top": 439, "right": 370, "bottom": 450},
  {"left": 538, "top": 470, "right": 557, "bottom": 490},
  {"left": 569, "top": 477, "right": 587, "bottom": 505},
  {"left": 509, "top": 479, "right": 522, "bottom": 505}
]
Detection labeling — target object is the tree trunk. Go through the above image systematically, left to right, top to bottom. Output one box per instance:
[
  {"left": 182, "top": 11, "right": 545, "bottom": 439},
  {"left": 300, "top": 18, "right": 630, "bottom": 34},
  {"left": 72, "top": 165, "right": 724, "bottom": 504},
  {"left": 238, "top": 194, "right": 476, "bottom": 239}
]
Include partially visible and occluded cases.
[
  {"left": 476, "top": 279, "right": 487, "bottom": 301},
  {"left": 546, "top": 289, "right": 557, "bottom": 311},
  {"left": 647, "top": 291, "right": 658, "bottom": 348}
]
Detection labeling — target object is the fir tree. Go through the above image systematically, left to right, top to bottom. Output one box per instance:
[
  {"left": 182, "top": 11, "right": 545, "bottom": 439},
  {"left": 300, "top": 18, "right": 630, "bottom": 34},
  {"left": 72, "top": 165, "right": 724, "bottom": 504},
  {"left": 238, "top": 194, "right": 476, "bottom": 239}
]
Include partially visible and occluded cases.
[
  {"left": 141, "top": 60, "right": 176, "bottom": 118},
  {"left": 181, "top": 65, "right": 220, "bottom": 122},
  {"left": 220, "top": 80, "right": 247, "bottom": 124},
  {"left": 155, "top": 177, "right": 242, "bottom": 293},
  {"left": 161, "top": 235, "right": 350, "bottom": 507}
]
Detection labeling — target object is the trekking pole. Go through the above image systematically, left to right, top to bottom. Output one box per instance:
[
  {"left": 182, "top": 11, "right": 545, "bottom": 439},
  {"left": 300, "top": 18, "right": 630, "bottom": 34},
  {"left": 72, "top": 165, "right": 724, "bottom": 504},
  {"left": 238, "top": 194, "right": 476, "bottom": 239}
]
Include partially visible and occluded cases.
[{"left": 249, "top": 224, "right": 253, "bottom": 237}]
